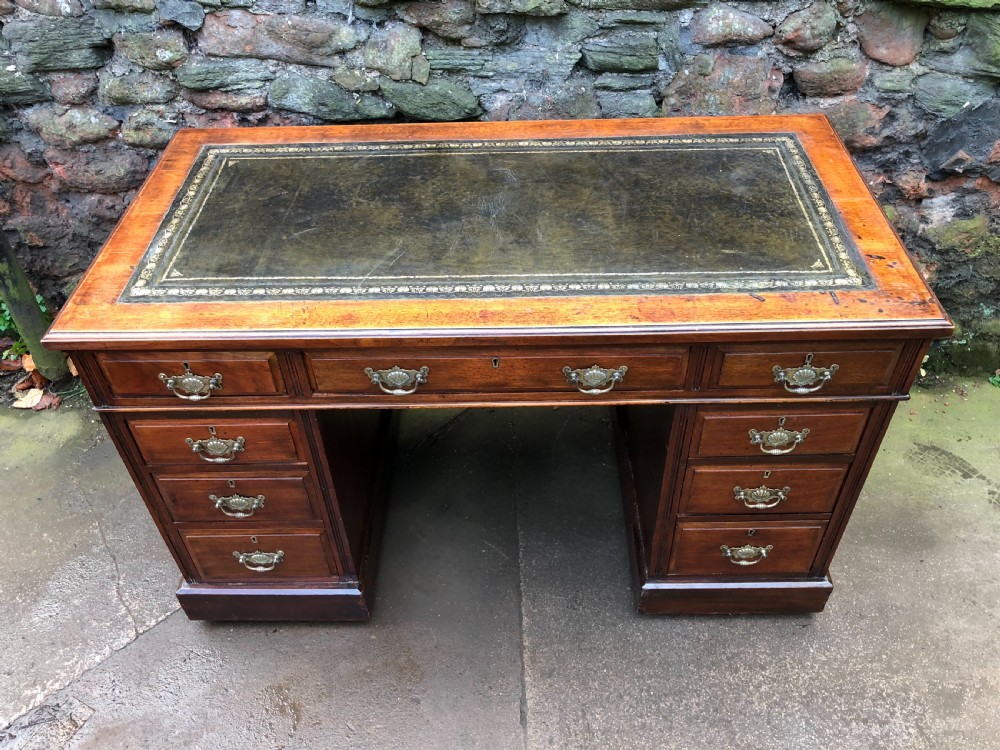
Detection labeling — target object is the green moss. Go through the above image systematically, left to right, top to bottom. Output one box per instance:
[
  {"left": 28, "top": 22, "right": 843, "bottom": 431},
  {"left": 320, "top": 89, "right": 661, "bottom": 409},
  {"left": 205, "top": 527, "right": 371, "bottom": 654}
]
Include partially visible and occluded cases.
[
  {"left": 925, "top": 214, "right": 989, "bottom": 254},
  {"left": 980, "top": 318, "right": 1000, "bottom": 336},
  {"left": 944, "top": 339, "right": 1000, "bottom": 374}
]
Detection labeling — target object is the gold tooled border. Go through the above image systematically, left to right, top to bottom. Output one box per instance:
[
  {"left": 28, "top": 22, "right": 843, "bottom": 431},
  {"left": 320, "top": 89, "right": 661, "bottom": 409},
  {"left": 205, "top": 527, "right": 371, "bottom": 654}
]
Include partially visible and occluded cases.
[{"left": 123, "top": 134, "right": 870, "bottom": 302}]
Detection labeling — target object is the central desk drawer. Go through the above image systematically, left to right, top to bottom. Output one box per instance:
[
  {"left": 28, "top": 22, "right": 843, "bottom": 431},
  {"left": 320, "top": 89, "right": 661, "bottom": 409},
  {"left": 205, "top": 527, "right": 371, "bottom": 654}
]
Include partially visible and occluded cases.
[
  {"left": 305, "top": 347, "right": 688, "bottom": 397},
  {"left": 691, "top": 405, "right": 871, "bottom": 458},
  {"left": 128, "top": 416, "right": 308, "bottom": 467},
  {"left": 155, "top": 471, "right": 318, "bottom": 522},
  {"left": 669, "top": 521, "right": 826, "bottom": 576},
  {"left": 181, "top": 529, "right": 339, "bottom": 582}
]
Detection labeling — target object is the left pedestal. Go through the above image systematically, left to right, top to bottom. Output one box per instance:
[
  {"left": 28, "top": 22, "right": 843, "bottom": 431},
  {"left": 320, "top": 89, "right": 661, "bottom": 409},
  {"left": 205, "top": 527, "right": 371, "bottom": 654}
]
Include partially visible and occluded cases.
[{"left": 95, "top": 397, "right": 391, "bottom": 622}]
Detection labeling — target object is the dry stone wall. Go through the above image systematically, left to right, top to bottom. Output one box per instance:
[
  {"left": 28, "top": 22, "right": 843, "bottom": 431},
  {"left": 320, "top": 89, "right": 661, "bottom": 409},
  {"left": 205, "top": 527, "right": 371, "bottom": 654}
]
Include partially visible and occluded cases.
[{"left": 0, "top": 0, "right": 998, "bottom": 371}]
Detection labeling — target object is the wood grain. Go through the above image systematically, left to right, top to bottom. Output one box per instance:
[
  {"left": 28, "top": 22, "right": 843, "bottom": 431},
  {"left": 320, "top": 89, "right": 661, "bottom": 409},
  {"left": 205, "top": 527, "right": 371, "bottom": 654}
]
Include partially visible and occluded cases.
[
  {"left": 44, "top": 116, "right": 952, "bottom": 350},
  {"left": 690, "top": 405, "right": 871, "bottom": 458},
  {"left": 680, "top": 463, "right": 849, "bottom": 515},
  {"left": 668, "top": 520, "right": 827, "bottom": 576},
  {"left": 181, "top": 528, "right": 340, "bottom": 582}
]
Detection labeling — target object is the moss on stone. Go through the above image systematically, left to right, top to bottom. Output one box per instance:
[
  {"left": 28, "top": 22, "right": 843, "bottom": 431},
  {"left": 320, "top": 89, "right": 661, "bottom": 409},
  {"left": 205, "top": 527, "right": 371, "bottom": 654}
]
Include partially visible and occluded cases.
[
  {"left": 379, "top": 78, "right": 481, "bottom": 120},
  {"left": 925, "top": 214, "right": 989, "bottom": 254},
  {"left": 942, "top": 339, "right": 1000, "bottom": 374}
]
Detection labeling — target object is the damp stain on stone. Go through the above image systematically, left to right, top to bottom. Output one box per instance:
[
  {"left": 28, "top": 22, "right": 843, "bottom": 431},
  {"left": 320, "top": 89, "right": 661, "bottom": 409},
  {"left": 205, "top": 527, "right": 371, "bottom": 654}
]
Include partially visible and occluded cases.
[{"left": 906, "top": 442, "right": 1000, "bottom": 507}]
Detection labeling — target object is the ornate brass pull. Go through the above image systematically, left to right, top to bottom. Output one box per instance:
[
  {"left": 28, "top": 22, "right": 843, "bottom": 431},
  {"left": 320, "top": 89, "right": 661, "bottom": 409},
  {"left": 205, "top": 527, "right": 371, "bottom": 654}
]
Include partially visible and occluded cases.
[
  {"left": 772, "top": 353, "right": 839, "bottom": 395},
  {"left": 159, "top": 362, "right": 222, "bottom": 401},
  {"left": 562, "top": 364, "right": 628, "bottom": 395},
  {"left": 364, "top": 365, "right": 429, "bottom": 396},
  {"left": 748, "top": 417, "right": 809, "bottom": 455},
  {"left": 185, "top": 426, "right": 245, "bottom": 463},
  {"left": 733, "top": 485, "right": 791, "bottom": 510},
  {"left": 210, "top": 493, "right": 265, "bottom": 518},
  {"left": 720, "top": 543, "right": 773, "bottom": 566},
  {"left": 233, "top": 549, "right": 284, "bottom": 572}
]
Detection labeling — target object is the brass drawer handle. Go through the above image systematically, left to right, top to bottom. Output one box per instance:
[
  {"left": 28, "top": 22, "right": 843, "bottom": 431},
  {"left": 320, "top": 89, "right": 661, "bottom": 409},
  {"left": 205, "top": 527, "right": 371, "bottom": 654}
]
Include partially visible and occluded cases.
[
  {"left": 773, "top": 353, "right": 839, "bottom": 394},
  {"left": 159, "top": 362, "right": 223, "bottom": 400},
  {"left": 562, "top": 364, "right": 628, "bottom": 395},
  {"left": 364, "top": 365, "right": 429, "bottom": 396},
  {"left": 748, "top": 417, "right": 809, "bottom": 455},
  {"left": 185, "top": 426, "right": 246, "bottom": 463},
  {"left": 734, "top": 485, "right": 791, "bottom": 510},
  {"left": 210, "top": 492, "right": 265, "bottom": 518},
  {"left": 720, "top": 543, "right": 773, "bottom": 566},
  {"left": 233, "top": 549, "right": 284, "bottom": 572}
]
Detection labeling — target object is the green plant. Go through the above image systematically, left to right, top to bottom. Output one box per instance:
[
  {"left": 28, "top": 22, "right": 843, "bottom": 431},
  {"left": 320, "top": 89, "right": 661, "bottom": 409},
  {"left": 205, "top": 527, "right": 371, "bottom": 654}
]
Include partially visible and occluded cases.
[
  {"left": 1, "top": 294, "right": 47, "bottom": 360},
  {"left": 990, "top": 370, "right": 1000, "bottom": 388}
]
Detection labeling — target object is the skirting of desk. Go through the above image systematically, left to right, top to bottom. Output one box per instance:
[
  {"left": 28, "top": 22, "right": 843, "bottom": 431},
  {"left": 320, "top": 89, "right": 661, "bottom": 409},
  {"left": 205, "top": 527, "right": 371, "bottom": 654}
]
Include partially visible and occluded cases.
[
  {"left": 632, "top": 578, "right": 835, "bottom": 615},
  {"left": 176, "top": 583, "right": 372, "bottom": 622}
]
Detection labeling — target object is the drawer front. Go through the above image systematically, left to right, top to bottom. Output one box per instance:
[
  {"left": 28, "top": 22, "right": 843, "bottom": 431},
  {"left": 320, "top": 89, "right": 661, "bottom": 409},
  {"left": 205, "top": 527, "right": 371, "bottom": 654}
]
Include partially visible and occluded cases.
[
  {"left": 705, "top": 342, "right": 904, "bottom": 396},
  {"left": 305, "top": 347, "right": 688, "bottom": 397},
  {"left": 97, "top": 351, "right": 286, "bottom": 400},
  {"left": 692, "top": 406, "right": 871, "bottom": 458},
  {"left": 128, "top": 417, "right": 307, "bottom": 466},
  {"left": 681, "top": 464, "right": 849, "bottom": 515},
  {"left": 155, "top": 472, "right": 317, "bottom": 522},
  {"left": 669, "top": 521, "right": 826, "bottom": 576},
  {"left": 181, "top": 529, "right": 339, "bottom": 582}
]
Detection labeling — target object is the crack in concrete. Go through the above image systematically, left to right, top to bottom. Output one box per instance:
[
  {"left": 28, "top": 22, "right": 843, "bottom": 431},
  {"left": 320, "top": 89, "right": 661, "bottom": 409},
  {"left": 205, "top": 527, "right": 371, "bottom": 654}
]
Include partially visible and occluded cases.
[
  {"left": 67, "top": 473, "right": 140, "bottom": 639},
  {"left": 90, "top": 511, "right": 140, "bottom": 639},
  {"left": 0, "top": 611, "right": 183, "bottom": 735},
  {"left": 1, "top": 695, "right": 95, "bottom": 748}
]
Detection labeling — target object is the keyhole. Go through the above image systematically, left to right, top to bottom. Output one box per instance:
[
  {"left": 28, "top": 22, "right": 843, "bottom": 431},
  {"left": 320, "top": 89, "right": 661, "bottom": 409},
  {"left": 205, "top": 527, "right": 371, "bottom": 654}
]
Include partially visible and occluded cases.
[
  {"left": 491, "top": 357, "right": 500, "bottom": 368},
  {"left": 763, "top": 470, "right": 771, "bottom": 479},
  {"left": 228, "top": 480, "right": 236, "bottom": 488},
  {"left": 747, "top": 529, "right": 756, "bottom": 537},
  {"left": 250, "top": 536, "right": 258, "bottom": 544}
]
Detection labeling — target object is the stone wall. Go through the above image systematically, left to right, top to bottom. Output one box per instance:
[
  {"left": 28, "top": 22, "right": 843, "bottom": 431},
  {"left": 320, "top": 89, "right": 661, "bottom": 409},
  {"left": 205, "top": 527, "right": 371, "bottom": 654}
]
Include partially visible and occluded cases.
[{"left": 0, "top": 0, "right": 998, "bottom": 371}]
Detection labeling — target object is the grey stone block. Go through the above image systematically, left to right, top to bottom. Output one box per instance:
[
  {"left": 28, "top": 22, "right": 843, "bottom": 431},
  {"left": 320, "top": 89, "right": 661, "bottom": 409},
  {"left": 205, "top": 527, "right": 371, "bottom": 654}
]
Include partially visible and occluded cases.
[
  {"left": 3, "top": 19, "right": 111, "bottom": 73},
  {"left": 269, "top": 71, "right": 395, "bottom": 121},
  {"left": 379, "top": 77, "right": 481, "bottom": 120}
]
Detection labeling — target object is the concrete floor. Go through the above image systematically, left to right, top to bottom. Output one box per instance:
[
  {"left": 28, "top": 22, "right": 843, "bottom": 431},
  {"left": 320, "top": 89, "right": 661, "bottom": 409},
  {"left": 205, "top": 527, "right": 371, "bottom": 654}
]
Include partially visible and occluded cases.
[{"left": 1, "top": 382, "right": 999, "bottom": 749}]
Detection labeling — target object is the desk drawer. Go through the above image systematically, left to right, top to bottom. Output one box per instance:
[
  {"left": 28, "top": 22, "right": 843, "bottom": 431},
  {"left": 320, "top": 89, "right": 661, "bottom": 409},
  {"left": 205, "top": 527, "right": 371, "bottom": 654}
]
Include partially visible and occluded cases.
[
  {"left": 704, "top": 342, "right": 904, "bottom": 396},
  {"left": 305, "top": 347, "right": 688, "bottom": 397},
  {"left": 96, "top": 351, "right": 286, "bottom": 401},
  {"left": 691, "top": 406, "right": 871, "bottom": 459},
  {"left": 128, "top": 416, "right": 307, "bottom": 467},
  {"left": 681, "top": 463, "right": 848, "bottom": 515},
  {"left": 155, "top": 471, "right": 318, "bottom": 522},
  {"left": 669, "top": 521, "right": 826, "bottom": 576},
  {"left": 181, "top": 529, "right": 339, "bottom": 582}
]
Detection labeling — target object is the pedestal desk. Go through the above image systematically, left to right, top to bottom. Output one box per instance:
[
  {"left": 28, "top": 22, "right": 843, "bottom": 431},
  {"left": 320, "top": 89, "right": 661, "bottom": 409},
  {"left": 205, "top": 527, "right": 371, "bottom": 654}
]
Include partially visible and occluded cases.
[{"left": 44, "top": 116, "right": 952, "bottom": 621}]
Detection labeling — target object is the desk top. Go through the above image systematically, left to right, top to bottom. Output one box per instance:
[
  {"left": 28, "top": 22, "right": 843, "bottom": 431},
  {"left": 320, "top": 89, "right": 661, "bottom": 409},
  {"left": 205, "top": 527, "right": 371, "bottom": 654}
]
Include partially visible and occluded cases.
[{"left": 46, "top": 116, "right": 951, "bottom": 348}]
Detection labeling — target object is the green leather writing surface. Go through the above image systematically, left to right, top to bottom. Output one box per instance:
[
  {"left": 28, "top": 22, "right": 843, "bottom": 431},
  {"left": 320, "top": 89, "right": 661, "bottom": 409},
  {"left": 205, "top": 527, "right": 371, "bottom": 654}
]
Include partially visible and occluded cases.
[{"left": 124, "top": 134, "right": 870, "bottom": 301}]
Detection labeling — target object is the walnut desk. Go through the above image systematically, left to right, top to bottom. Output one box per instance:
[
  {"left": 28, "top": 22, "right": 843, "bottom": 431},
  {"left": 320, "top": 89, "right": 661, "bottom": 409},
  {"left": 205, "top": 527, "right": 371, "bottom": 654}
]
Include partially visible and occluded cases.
[{"left": 44, "top": 116, "right": 952, "bottom": 621}]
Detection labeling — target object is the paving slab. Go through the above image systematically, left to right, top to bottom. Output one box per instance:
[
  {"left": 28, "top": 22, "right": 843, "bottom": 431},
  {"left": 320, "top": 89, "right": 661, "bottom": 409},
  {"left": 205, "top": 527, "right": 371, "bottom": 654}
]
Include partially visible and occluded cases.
[
  {"left": 3, "top": 384, "right": 999, "bottom": 749},
  {"left": 514, "top": 388, "right": 1000, "bottom": 750},
  {"left": 0, "top": 404, "right": 179, "bottom": 729},
  {"left": 2, "top": 408, "right": 525, "bottom": 750}
]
